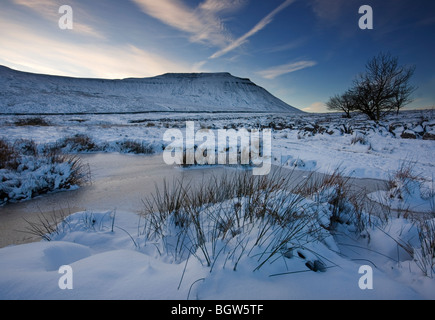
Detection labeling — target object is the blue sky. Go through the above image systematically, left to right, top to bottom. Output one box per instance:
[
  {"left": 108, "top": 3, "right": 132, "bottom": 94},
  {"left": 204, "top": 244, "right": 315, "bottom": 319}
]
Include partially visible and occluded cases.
[{"left": 1, "top": 0, "right": 434, "bottom": 112}]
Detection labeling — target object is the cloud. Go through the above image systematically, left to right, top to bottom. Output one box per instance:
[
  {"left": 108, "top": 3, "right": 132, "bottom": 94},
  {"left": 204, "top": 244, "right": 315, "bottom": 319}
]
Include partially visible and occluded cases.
[
  {"left": 12, "top": 0, "right": 105, "bottom": 39},
  {"left": 13, "top": 0, "right": 53, "bottom": 11},
  {"left": 131, "top": 0, "right": 245, "bottom": 48},
  {"left": 132, "top": 0, "right": 294, "bottom": 59},
  {"left": 199, "top": 0, "right": 247, "bottom": 15},
  {"left": 210, "top": 0, "right": 296, "bottom": 59},
  {"left": 309, "top": 0, "right": 358, "bottom": 22},
  {"left": 310, "top": 0, "right": 344, "bottom": 22},
  {"left": 0, "top": 18, "right": 190, "bottom": 79},
  {"left": 259, "top": 37, "right": 309, "bottom": 54},
  {"left": 192, "top": 60, "right": 208, "bottom": 72},
  {"left": 257, "top": 60, "right": 317, "bottom": 79},
  {"left": 302, "top": 102, "right": 327, "bottom": 113}
]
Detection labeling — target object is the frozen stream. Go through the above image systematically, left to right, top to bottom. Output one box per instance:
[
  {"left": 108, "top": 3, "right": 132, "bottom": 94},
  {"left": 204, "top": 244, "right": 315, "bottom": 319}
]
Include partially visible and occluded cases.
[{"left": 0, "top": 153, "right": 387, "bottom": 248}]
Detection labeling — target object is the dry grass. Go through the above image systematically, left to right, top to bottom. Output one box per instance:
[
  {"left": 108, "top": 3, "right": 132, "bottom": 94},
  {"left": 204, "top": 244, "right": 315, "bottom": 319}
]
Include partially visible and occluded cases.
[
  {"left": 14, "top": 117, "right": 51, "bottom": 127},
  {"left": 55, "top": 134, "right": 98, "bottom": 152},
  {"left": 350, "top": 134, "right": 369, "bottom": 146},
  {"left": 0, "top": 138, "right": 91, "bottom": 205},
  {"left": 0, "top": 139, "right": 19, "bottom": 170},
  {"left": 118, "top": 140, "right": 154, "bottom": 154},
  {"left": 51, "top": 153, "right": 91, "bottom": 189},
  {"left": 388, "top": 160, "right": 422, "bottom": 189},
  {"left": 293, "top": 168, "right": 368, "bottom": 233},
  {"left": 140, "top": 169, "right": 320, "bottom": 270},
  {"left": 21, "top": 208, "right": 72, "bottom": 242},
  {"left": 415, "top": 218, "right": 435, "bottom": 278}
]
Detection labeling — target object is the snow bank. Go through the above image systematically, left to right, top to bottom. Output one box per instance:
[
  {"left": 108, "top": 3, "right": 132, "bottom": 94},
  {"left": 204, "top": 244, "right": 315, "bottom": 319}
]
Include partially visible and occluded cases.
[
  {"left": 0, "top": 141, "right": 90, "bottom": 205},
  {"left": 0, "top": 188, "right": 433, "bottom": 300}
]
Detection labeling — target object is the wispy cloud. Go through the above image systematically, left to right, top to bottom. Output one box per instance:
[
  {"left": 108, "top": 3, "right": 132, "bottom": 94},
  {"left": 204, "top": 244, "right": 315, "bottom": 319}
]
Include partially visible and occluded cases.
[
  {"left": 12, "top": 0, "right": 105, "bottom": 39},
  {"left": 131, "top": 0, "right": 245, "bottom": 48},
  {"left": 199, "top": 0, "right": 246, "bottom": 13},
  {"left": 209, "top": 0, "right": 296, "bottom": 59},
  {"left": 258, "top": 37, "right": 309, "bottom": 54},
  {"left": 257, "top": 60, "right": 317, "bottom": 79}
]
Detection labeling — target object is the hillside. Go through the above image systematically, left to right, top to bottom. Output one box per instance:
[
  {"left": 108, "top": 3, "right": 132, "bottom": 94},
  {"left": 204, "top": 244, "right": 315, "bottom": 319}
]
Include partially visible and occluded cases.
[{"left": 0, "top": 66, "right": 300, "bottom": 114}]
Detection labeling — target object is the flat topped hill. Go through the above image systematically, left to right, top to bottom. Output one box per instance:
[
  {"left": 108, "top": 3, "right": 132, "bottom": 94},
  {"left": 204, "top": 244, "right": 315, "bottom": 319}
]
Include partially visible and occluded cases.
[{"left": 0, "top": 66, "right": 301, "bottom": 114}]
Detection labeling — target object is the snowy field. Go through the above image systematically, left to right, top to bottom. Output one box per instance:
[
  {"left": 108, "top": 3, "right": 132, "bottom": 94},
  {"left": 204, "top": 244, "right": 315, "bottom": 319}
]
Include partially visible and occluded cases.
[
  {"left": 0, "top": 109, "right": 434, "bottom": 300},
  {"left": 1, "top": 109, "right": 434, "bottom": 198}
]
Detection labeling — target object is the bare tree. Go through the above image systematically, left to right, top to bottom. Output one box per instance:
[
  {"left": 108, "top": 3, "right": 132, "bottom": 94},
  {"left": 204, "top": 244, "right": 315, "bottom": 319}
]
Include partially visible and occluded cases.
[
  {"left": 351, "top": 53, "right": 416, "bottom": 121},
  {"left": 326, "top": 90, "right": 356, "bottom": 118}
]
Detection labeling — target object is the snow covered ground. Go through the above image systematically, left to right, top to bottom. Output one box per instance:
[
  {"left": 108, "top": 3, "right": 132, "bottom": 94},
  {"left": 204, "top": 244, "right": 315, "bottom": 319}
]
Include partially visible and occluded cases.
[
  {"left": 0, "top": 110, "right": 434, "bottom": 300},
  {"left": 1, "top": 110, "right": 434, "bottom": 205},
  {"left": 0, "top": 209, "right": 431, "bottom": 300}
]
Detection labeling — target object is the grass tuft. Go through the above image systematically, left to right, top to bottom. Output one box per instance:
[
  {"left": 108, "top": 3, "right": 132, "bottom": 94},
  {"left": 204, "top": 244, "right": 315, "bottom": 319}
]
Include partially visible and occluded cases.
[
  {"left": 0, "top": 138, "right": 91, "bottom": 205},
  {"left": 0, "top": 139, "right": 19, "bottom": 170},
  {"left": 140, "top": 169, "right": 322, "bottom": 270}
]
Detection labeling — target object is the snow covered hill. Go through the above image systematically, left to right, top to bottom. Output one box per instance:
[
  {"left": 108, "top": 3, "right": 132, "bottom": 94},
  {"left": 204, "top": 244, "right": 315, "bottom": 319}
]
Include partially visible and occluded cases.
[{"left": 0, "top": 66, "right": 300, "bottom": 114}]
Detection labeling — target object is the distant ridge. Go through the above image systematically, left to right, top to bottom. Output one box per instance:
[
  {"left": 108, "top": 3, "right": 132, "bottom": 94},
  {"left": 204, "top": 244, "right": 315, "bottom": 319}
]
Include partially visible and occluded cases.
[{"left": 0, "top": 65, "right": 301, "bottom": 114}]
